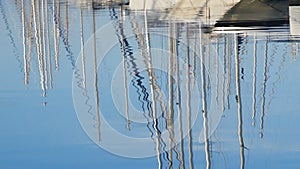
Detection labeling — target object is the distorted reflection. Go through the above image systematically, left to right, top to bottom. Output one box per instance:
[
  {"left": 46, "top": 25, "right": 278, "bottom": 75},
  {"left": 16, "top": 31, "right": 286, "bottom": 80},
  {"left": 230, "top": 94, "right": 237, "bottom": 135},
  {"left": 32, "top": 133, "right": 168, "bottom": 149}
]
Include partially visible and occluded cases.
[{"left": 1, "top": 0, "right": 300, "bottom": 168}]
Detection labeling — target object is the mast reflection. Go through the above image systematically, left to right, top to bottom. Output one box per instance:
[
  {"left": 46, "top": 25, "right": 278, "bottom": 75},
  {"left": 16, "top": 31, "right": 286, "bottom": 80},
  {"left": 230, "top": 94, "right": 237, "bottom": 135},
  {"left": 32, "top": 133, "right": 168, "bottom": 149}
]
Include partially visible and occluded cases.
[
  {"left": 200, "top": 24, "right": 211, "bottom": 169},
  {"left": 235, "top": 34, "right": 245, "bottom": 169}
]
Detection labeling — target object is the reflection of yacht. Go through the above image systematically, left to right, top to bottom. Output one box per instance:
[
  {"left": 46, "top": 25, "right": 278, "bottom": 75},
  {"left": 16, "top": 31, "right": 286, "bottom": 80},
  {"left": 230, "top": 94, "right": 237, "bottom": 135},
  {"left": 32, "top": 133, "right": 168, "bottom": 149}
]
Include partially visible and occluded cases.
[
  {"left": 129, "top": 0, "right": 299, "bottom": 37},
  {"left": 130, "top": 0, "right": 241, "bottom": 24},
  {"left": 212, "top": 0, "right": 300, "bottom": 35},
  {"left": 216, "top": 0, "right": 289, "bottom": 27},
  {"left": 289, "top": 1, "right": 300, "bottom": 35}
]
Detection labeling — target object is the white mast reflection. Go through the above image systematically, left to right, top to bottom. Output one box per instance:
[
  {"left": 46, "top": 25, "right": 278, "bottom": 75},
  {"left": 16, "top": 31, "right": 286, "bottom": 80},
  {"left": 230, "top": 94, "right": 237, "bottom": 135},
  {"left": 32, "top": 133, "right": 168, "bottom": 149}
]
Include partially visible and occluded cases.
[
  {"left": 21, "top": 0, "right": 28, "bottom": 85},
  {"left": 32, "top": 0, "right": 46, "bottom": 97},
  {"left": 41, "top": 0, "right": 48, "bottom": 90},
  {"left": 45, "top": 0, "right": 53, "bottom": 89},
  {"left": 53, "top": 0, "right": 60, "bottom": 70},
  {"left": 27, "top": 4, "right": 33, "bottom": 86},
  {"left": 80, "top": 7, "right": 86, "bottom": 89},
  {"left": 144, "top": 10, "right": 162, "bottom": 169},
  {"left": 168, "top": 21, "right": 175, "bottom": 169},
  {"left": 186, "top": 24, "right": 194, "bottom": 169},
  {"left": 200, "top": 25, "right": 211, "bottom": 169},
  {"left": 191, "top": 32, "right": 197, "bottom": 89},
  {"left": 234, "top": 34, "right": 245, "bottom": 169},
  {"left": 227, "top": 35, "right": 232, "bottom": 109},
  {"left": 252, "top": 35, "right": 257, "bottom": 126},
  {"left": 222, "top": 36, "right": 226, "bottom": 113},
  {"left": 215, "top": 38, "right": 219, "bottom": 105},
  {"left": 260, "top": 40, "right": 268, "bottom": 139}
]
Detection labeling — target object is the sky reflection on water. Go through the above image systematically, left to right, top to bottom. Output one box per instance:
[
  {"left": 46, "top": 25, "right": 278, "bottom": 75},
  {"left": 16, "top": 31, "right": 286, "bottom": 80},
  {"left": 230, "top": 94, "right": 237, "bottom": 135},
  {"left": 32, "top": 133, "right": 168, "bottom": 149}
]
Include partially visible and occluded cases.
[{"left": 0, "top": 0, "right": 300, "bottom": 169}]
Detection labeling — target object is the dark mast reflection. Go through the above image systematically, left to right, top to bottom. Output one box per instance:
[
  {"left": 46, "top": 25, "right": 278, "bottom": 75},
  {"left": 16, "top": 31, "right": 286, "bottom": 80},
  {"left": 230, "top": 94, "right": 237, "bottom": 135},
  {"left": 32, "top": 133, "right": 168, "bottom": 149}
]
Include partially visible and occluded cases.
[
  {"left": 65, "top": 0, "right": 69, "bottom": 45},
  {"left": 115, "top": 6, "right": 131, "bottom": 130},
  {"left": 110, "top": 7, "right": 167, "bottom": 167},
  {"left": 92, "top": 8, "right": 101, "bottom": 142},
  {"left": 121, "top": 13, "right": 131, "bottom": 131},
  {"left": 125, "top": 13, "right": 158, "bottom": 148},
  {"left": 175, "top": 23, "right": 185, "bottom": 169}
]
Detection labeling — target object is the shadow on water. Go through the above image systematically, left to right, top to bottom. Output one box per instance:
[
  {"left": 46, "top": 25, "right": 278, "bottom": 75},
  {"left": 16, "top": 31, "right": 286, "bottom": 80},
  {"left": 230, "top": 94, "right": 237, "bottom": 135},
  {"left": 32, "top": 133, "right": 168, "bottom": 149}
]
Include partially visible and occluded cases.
[{"left": 2, "top": 0, "right": 300, "bottom": 168}]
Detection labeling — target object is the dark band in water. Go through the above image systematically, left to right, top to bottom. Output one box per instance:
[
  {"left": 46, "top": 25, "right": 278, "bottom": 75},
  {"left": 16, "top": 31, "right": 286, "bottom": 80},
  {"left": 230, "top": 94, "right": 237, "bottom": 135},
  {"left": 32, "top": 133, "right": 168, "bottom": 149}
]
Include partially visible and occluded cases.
[
  {"left": 290, "top": 0, "right": 300, "bottom": 6},
  {"left": 215, "top": 20, "right": 289, "bottom": 27}
]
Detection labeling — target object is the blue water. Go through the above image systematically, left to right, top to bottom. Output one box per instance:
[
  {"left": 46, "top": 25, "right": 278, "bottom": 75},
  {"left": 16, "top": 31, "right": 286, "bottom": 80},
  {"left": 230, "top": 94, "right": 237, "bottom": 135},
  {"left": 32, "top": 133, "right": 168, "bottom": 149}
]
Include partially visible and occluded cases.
[{"left": 0, "top": 0, "right": 300, "bottom": 169}]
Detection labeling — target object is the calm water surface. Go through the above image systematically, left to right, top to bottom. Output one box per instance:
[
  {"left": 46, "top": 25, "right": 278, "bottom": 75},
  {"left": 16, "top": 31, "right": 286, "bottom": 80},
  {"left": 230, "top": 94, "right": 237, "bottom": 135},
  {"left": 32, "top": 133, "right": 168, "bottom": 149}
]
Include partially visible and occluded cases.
[{"left": 1, "top": 0, "right": 300, "bottom": 169}]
